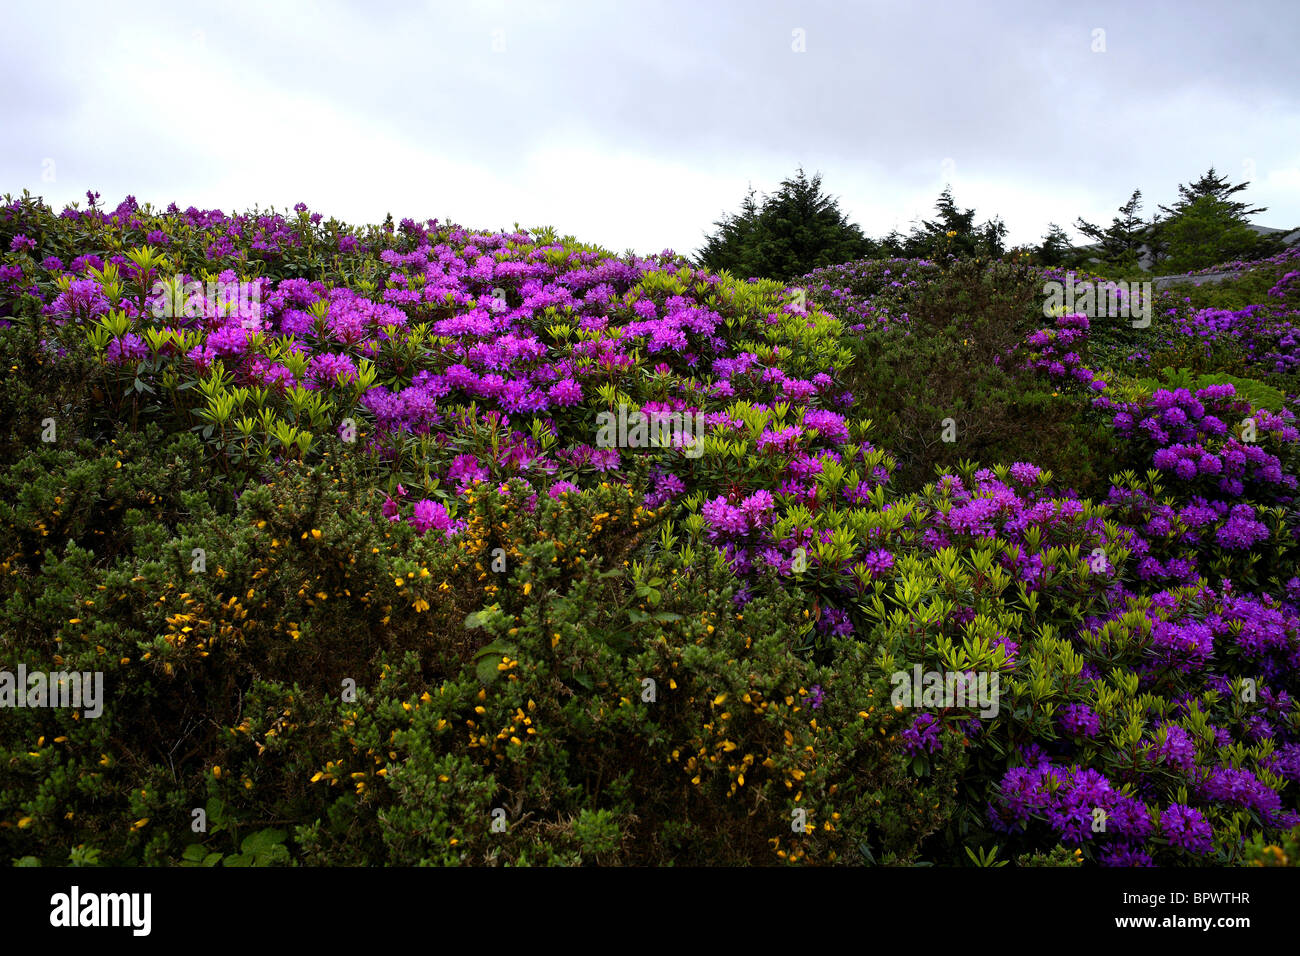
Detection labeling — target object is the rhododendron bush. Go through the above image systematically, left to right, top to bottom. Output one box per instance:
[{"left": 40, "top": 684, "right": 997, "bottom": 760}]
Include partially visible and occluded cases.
[{"left": 1, "top": 191, "right": 1297, "bottom": 867}]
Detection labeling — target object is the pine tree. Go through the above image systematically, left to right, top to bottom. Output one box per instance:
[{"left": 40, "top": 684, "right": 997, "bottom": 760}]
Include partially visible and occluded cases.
[
  {"left": 1159, "top": 167, "right": 1266, "bottom": 221},
  {"left": 1156, "top": 168, "right": 1271, "bottom": 269},
  {"left": 695, "top": 169, "right": 874, "bottom": 280},
  {"left": 696, "top": 185, "right": 764, "bottom": 277},
  {"left": 904, "top": 187, "right": 1005, "bottom": 260},
  {"left": 1075, "top": 189, "right": 1150, "bottom": 265},
  {"left": 1161, "top": 195, "right": 1266, "bottom": 271},
  {"left": 978, "top": 217, "right": 1008, "bottom": 258},
  {"left": 1037, "top": 223, "right": 1073, "bottom": 266},
  {"left": 878, "top": 229, "right": 907, "bottom": 258}
]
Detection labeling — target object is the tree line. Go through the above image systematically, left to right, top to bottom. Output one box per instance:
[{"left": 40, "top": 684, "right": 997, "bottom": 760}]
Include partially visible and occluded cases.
[{"left": 696, "top": 166, "right": 1292, "bottom": 280}]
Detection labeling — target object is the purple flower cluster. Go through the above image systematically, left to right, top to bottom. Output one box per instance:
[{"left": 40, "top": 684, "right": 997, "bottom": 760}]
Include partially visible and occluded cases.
[
  {"left": 1057, "top": 703, "right": 1102, "bottom": 738},
  {"left": 901, "top": 713, "right": 943, "bottom": 755},
  {"left": 989, "top": 757, "right": 1154, "bottom": 853}
]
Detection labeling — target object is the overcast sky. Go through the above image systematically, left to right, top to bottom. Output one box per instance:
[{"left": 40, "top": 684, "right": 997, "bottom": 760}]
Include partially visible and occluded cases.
[{"left": 3, "top": 0, "right": 1298, "bottom": 257}]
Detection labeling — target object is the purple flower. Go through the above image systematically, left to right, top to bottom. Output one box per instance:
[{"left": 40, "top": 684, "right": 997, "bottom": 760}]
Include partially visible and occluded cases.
[
  {"left": 50, "top": 278, "right": 109, "bottom": 321},
  {"left": 105, "top": 333, "right": 147, "bottom": 364},
  {"left": 305, "top": 352, "right": 358, "bottom": 389},
  {"left": 548, "top": 378, "right": 582, "bottom": 406},
  {"left": 589, "top": 448, "right": 620, "bottom": 472},
  {"left": 447, "top": 454, "right": 489, "bottom": 490},
  {"left": 1009, "top": 462, "right": 1041, "bottom": 486},
  {"left": 549, "top": 480, "right": 580, "bottom": 497},
  {"left": 702, "top": 496, "right": 749, "bottom": 537},
  {"left": 408, "top": 499, "right": 462, "bottom": 538},
  {"left": 862, "top": 549, "right": 894, "bottom": 576},
  {"left": 816, "top": 607, "right": 854, "bottom": 638},
  {"left": 1057, "top": 703, "right": 1101, "bottom": 738},
  {"left": 901, "top": 713, "right": 943, "bottom": 755},
  {"left": 1153, "top": 724, "right": 1198, "bottom": 771},
  {"left": 1197, "top": 766, "right": 1281, "bottom": 815},
  {"left": 1160, "top": 804, "right": 1214, "bottom": 855},
  {"left": 1099, "top": 845, "right": 1155, "bottom": 867}
]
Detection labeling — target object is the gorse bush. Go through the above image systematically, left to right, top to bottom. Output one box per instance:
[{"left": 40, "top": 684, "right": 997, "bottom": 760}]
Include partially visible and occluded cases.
[
  {"left": 1, "top": 191, "right": 1298, "bottom": 867},
  {"left": 0, "top": 442, "right": 957, "bottom": 866}
]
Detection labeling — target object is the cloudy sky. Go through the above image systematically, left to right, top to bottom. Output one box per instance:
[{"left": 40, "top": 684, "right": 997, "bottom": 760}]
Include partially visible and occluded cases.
[{"left": 3, "top": 0, "right": 1297, "bottom": 257}]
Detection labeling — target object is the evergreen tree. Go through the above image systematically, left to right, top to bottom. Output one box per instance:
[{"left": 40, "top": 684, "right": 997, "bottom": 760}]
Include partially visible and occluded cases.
[
  {"left": 1159, "top": 166, "right": 1266, "bottom": 221},
  {"left": 1153, "top": 167, "right": 1274, "bottom": 269},
  {"left": 695, "top": 169, "right": 874, "bottom": 280},
  {"left": 695, "top": 185, "right": 764, "bottom": 277},
  {"left": 904, "top": 186, "right": 1006, "bottom": 260},
  {"left": 1075, "top": 188, "right": 1149, "bottom": 265},
  {"left": 1160, "top": 195, "right": 1268, "bottom": 272},
  {"left": 978, "top": 216, "right": 1008, "bottom": 259},
  {"left": 1037, "top": 223, "right": 1074, "bottom": 267},
  {"left": 878, "top": 229, "right": 907, "bottom": 258}
]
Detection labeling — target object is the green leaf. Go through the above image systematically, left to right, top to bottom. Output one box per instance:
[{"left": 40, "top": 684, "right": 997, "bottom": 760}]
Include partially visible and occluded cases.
[
  {"left": 471, "top": 639, "right": 513, "bottom": 661},
  {"left": 476, "top": 655, "right": 502, "bottom": 685},
  {"left": 205, "top": 796, "right": 227, "bottom": 829},
  {"left": 240, "top": 828, "right": 286, "bottom": 856}
]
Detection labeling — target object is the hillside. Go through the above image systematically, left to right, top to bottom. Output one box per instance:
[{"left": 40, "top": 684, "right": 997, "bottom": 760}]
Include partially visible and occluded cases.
[{"left": 2, "top": 194, "right": 1299, "bottom": 867}]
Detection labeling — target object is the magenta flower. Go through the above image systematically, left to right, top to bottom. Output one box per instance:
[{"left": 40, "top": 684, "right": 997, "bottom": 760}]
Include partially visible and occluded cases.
[{"left": 447, "top": 454, "right": 489, "bottom": 490}]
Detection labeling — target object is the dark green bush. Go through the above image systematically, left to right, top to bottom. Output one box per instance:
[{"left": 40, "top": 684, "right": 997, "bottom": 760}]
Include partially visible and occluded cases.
[
  {"left": 836, "top": 259, "right": 1115, "bottom": 494},
  {"left": 0, "top": 437, "right": 959, "bottom": 866}
]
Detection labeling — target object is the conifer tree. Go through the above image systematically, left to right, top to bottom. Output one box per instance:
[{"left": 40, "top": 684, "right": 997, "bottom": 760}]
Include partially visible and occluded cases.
[
  {"left": 696, "top": 169, "right": 874, "bottom": 280},
  {"left": 1075, "top": 188, "right": 1150, "bottom": 265},
  {"left": 1037, "top": 223, "right": 1074, "bottom": 266}
]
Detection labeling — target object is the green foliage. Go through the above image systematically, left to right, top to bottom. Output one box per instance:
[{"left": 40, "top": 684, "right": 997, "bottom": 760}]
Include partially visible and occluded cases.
[
  {"left": 1158, "top": 166, "right": 1268, "bottom": 223},
  {"left": 903, "top": 187, "right": 1007, "bottom": 261},
  {"left": 1075, "top": 188, "right": 1152, "bottom": 269},
  {"left": 2, "top": 189, "right": 1297, "bottom": 870},
  {"left": 1160, "top": 196, "right": 1271, "bottom": 273},
  {"left": 1036, "top": 224, "right": 1075, "bottom": 268},
  {"left": 836, "top": 259, "right": 1114, "bottom": 493},
  {"left": 1132, "top": 368, "right": 1286, "bottom": 413},
  {"left": 0, "top": 431, "right": 957, "bottom": 866},
  {"left": 1243, "top": 824, "right": 1300, "bottom": 867},
  {"left": 1015, "top": 845, "right": 1085, "bottom": 867}
]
